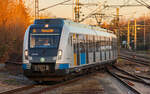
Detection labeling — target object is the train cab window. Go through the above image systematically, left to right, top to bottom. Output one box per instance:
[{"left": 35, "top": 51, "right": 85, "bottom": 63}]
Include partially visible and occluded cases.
[{"left": 30, "top": 33, "right": 60, "bottom": 48}]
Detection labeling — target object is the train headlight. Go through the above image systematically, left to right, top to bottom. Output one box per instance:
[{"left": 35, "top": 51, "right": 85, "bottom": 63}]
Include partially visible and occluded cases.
[
  {"left": 24, "top": 50, "right": 28, "bottom": 59},
  {"left": 57, "top": 50, "right": 62, "bottom": 60},
  {"left": 58, "top": 50, "right": 62, "bottom": 56}
]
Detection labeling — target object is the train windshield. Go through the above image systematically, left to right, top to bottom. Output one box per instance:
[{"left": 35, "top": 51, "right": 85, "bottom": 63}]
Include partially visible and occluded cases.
[{"left": 30, "top": 28, "right": 61, "bottom": 48}]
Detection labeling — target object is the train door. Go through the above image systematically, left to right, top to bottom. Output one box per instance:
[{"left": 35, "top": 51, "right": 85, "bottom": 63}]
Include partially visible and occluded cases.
[
  {"left": 73, "top": 34, "right": 77, "bottom": 66},
  {"left": 73, "top": 34, "right": 80, "bottom": 66},
  {"left": 76, "top": 34, "right": 80, "bottom": 65},
  {"left": 79, "top": 34, "right": 86, "bottom": 65},
  {"left": 67, "top": 35, "right": 74, "bottom": 65},
  {"left": 86, "top": 35, "right": 89, "bottom": 64},
  {"left": 88, "top": 35, "right": 93, "bottom": 63},
  {"left": 93, "top": 36, "right": 96, "bottom": 62},
  {"left": 95, "top": 36, "right": 100, "bottom": 62},
  {"left": 99, "top": 36, "right": 102, "bottom": 62},
  {"left": 101, "top": 36, "right": 105, "bottom": 61},
  {"left": 104, "top": 37, "right": 107, "bottom": 61},
  {"left": 106, "top": 37, "right": 109, "bottom": 60},
  {"left": 109, "top": 37, "right": 112, "bottom": 60},
  {"left": 112, "top": 38, "right": 114, "bottom": 59},
  {"left": 112, "top": 38, "right": 116, "bottom": 59}
]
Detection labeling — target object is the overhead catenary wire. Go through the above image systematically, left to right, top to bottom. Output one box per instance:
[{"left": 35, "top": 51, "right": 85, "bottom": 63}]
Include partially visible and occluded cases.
[
  {"left": 39, "top": 0, "right": 72, "bottom": 12},
  {"left": 135, "top": 0, "right": 150, "bottom": 9}
]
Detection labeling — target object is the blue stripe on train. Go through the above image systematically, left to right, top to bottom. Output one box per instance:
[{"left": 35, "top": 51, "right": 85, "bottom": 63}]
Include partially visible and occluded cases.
[
  {"left": 80, "top": 53, "right": 86, "bottom": 65},
  {"left": 22, "top": 64, "right": 27, "bottom": 70},
  {"left": 59, "top": 64, "right": 69, "bottom": 69}
]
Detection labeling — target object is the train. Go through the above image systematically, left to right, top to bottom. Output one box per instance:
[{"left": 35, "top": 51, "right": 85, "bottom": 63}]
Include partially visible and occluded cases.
[{"left": 22, "top": 18, "right": 118, "bottom": 81}]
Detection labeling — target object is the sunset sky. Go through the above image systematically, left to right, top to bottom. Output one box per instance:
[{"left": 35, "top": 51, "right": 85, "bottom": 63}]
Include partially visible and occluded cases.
[{"left": 25, "top": 0, "right": 150, "bottom": 22}]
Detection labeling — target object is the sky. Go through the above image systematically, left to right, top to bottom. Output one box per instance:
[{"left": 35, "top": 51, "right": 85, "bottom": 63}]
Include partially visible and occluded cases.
[{"left": 25, "top": 0, "right": 150, "bottom": 23}]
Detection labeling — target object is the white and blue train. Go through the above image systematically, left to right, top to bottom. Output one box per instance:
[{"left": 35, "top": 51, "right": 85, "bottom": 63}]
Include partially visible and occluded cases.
[{"left": 23, "top": 18, "right": 118, "bottom": 81}]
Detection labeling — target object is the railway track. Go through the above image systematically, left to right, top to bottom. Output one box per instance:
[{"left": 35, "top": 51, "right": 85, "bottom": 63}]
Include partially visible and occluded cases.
[
  {"left": 121, "top": 51, "right": 150, "bottom": 60},
  {"left": 119, "top": 54, "right": 150, "bottom": 66},
  {"left": 107, "top": 62, "right": 150, "bottom": 94},
  {"left": 112, "top": 65, "right": 150, "bottom": 86},
  {"left": 106, "top": 67, "right": 141, "bottom": 94},
  {"left": 0, "top": 72, "right": 96, "bottom": 94},
  {"left": 0, "top": 85, "right": 35, "bottom": 94}
]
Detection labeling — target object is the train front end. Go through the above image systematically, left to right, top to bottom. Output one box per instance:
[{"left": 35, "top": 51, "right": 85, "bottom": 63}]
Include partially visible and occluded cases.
[{"left": 22, "top": 19, "right": 66, "bottom": 81}]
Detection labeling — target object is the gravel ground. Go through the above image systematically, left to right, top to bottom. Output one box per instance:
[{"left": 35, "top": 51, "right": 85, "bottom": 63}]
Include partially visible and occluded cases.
[
  {"left": 1, "top": 58, "right": 150, "bottom": 94},
  {"left": 0, "top": 65, "right": 33, "bottom": 93},
  {"left": 0, "top": 65, "right": 127, "bottom": 94},
  {"left": 42, "top": 73, "right": 126, "bottom": 94}
]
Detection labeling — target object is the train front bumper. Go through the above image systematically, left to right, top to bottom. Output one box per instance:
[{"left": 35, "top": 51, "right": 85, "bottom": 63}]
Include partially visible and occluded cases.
[
  {"left": 22, "top": 63, "right": 70, "bottom": 77},
  {"left": 23, "top": 69, "right": 69, "bottom": 77}
]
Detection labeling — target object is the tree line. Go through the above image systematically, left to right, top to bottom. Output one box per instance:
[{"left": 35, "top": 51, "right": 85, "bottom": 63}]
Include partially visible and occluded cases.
[{"left": 0, "top": 0, "right": 30, "bottom": 63}]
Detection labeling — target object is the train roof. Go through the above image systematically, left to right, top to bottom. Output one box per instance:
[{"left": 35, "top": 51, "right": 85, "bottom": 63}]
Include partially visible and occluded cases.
[{"left": 34, "top": 18, "right": 116, "bottom": 38}]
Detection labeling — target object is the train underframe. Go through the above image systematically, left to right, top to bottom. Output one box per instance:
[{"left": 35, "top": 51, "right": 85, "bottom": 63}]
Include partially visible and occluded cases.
[{"left": 23, "top": 59, "right": 117, "bottom": 82}]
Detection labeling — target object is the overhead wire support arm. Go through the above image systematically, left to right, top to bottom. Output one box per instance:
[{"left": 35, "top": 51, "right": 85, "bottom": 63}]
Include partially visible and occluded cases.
[{"left": 79, "top": 6, "right": 102, "bottom": 23}]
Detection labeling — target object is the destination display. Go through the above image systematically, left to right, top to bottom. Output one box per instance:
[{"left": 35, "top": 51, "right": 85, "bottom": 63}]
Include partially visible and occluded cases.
[{"left": 32, "top": 29, "right": 55, "bottom": 33}]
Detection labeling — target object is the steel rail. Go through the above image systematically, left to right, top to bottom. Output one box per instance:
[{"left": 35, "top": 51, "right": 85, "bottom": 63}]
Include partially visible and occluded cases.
[
  {"left": 120, "top": 51, "right": 150, "bottom": 60},
  {"left": 119, "top": 55, "right": 150, "bottom": 66},
  {"left": 112, "top": 65, "right": 150, "bottom": 86},
  {"left": 112, "top": 65, "right": 144, "bottom": 81},
  {"left": 106, "top": 67, "right": 141, "bottom": 94},
  {"left": 0, "top": 68, "right": 99, "bottom": 94},
  {"left": 28, "top": 73, "right": 97, "bottom": 94},
  {"left": 115, "top": 73, "right": 150, "bottom": 86},
  {"left": 135, "top": 75, "right": 150, "bottom": 80},
  {"left": 0, "top": 85, "right": 35, "bottom": 94}
]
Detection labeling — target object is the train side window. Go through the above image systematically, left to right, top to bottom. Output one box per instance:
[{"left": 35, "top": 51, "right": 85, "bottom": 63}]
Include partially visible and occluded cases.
[
  {"left": 73, "top": 34, "right": 76, "bottom": 52},
  {"left": 68, "top": 35, "right": 71, "bottom": 45},
  {"left": 89, "top": 35, "right": 92, "bottom": 52},
  {"left": 70, "top": 36, "right": 73, "bottom": 46},
  {"left": 93, "top": 36, "right": 95, "bottom": 52},
  {"left": 93, "top": 36, "right": 96, "bottom": 62},
  {"left": 96, "top": 36, "right": 99, "bottom": 52},
  {"left": 99, "top": 36, "right": 101, "bottom": 51},
  {"left": 101, "top": 36, "right": 103, "bottom": 50},
  {"left": 112, "top": 38, "right": 114, "bottom": 49}
]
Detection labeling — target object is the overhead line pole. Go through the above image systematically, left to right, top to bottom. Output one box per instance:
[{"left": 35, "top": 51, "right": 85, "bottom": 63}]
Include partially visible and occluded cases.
[
  {"left": 35, "top": 0, "right": 39, "bottom": 19},
  {"left": 74, "top": 0, "right": 80, "bottom": 22},
  {"left": 116, "top": 8, "right": 120, "bottom": 55},
  {"left": 144, "top": 14, "right": 146, "bottom": 49},
  {"left": 134, "top": 19, "right": 137, "bottom": 51},
  {"left": 127, "top": 20, "right": 130, "bottom": 50}
]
